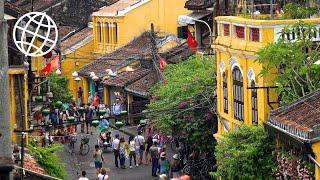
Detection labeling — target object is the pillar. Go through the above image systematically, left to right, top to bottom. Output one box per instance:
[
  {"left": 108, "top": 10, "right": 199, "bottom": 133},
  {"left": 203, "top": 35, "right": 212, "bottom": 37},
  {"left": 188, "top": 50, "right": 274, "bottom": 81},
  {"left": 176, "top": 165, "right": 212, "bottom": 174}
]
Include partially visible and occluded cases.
[
  {"left": 108, "top": 20, "right": 113, "bottom": 52},
  {"left": 110, "top": 21, "right": 114, "bottom": 50},
  {"left": 83, "top": 78, "right": 89, "bottom": 104},
  {"left": 104, "top": 86, "right": 110, "bottom": 106},
  {"left": 127, "top": 94, "right": 133, "bottom": 124}
]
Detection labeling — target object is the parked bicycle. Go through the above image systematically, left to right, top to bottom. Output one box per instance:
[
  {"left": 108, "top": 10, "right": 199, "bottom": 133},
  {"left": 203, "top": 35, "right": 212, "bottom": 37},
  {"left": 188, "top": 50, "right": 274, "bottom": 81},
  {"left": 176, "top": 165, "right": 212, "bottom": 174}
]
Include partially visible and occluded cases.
[
  {"left": 79, "top": 135, "right": 90, "bottom": 156},
  {"left": 182, "top": 156, "right": 216, "bottom": 180}
]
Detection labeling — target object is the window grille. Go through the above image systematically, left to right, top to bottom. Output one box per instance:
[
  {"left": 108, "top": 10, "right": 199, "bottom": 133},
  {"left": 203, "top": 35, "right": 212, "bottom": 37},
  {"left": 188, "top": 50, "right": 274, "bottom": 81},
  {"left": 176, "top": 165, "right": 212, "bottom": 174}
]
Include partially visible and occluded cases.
[
  {"left": 223, "top": 24, "right": 230, "bottom": 36},
  {"left": 235, "top": 26, "right": 245, "bottom": 39},
  {"left": 250, "top": 28, "right": 260, "bottom": 42},
  {"left": 232, "top": 67, "right": 244, "bottom": 121},
  {"left": 223, "top": 73, "right": 228, "bottom": 113},
  {"left": 251, "top": 81, "right": 258, "bottom": 125}
]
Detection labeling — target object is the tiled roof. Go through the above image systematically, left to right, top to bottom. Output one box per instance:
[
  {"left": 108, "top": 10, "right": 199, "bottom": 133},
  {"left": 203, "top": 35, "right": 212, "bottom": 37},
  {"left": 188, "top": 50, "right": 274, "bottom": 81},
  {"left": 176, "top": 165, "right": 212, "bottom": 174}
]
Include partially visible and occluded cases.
[
  {"left": 14, "top": 0, "right": 62, "bottom": 12},
  {"left": 92, "top": 0, "right": 141, "bottom": 17},
  {"left": 185, "top": 0, "right": 215, "bottom": 10},
  {"left": 5, "top": 1, "right": 27, "bottom": 17},
  {"left": 61, "top": 27, "right": 93, "bottom": 54},
  {"left": 79, "top": 31, "right": 155, "bottom": 77},
  {"left": 160, "top": 43, "right": 194, "bottom": 64},
  {"left": 103, "top": 68, "right": 150, "bottom": 87},
  {"left": 125, "top": 71, "right": 158, "bottom": 97},
  {"left": 268, "top": 90, "right": 320, "bottom": 141},
  {"left": 24, "top": 154, "right": 47, "bottom": 175}
]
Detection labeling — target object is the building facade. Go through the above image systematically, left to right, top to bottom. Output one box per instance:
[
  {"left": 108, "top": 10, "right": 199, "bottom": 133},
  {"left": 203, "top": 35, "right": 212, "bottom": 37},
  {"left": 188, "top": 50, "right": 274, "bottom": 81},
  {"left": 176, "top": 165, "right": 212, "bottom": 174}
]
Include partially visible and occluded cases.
[{"left": 212, "top": 16, "right": 320, "bottom": 139}]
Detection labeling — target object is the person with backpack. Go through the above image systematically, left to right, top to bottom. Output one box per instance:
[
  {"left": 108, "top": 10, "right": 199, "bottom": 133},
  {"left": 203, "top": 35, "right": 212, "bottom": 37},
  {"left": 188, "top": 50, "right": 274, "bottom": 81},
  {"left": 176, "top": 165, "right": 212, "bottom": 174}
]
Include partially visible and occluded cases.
[
  {"left": 134, "top": 131, "right": 145, "bottom": 165},
  {"left": 150, "top": 141, "right": 160, "bottom": 177},
  {"left": 93, "top": 145, "right": 104, "bottom": 174},
  {"left": 159, "top": 152, "right": 170, "bottom": 178},
  {"left": 171, "top": 154, "right": 182, "bottom": 178}
]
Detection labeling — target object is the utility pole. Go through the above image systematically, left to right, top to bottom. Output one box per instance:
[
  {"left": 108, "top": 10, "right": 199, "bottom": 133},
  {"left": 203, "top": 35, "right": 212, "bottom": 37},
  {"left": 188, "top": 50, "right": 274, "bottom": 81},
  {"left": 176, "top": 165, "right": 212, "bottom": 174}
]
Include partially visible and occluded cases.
[{"left": 0, "top": 1, "right": 14, "bottom": 179}]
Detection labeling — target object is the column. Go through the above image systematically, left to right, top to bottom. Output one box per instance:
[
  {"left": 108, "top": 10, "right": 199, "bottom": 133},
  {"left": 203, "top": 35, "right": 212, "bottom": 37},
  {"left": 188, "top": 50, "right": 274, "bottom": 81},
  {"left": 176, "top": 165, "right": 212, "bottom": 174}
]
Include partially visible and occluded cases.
[
  {"left": 108, "top": 20, "right": 113, "bottom": 51},
  {"left": 110, "top": 20, "right": 114, "bottom": 50},
  {"left": 104, "top": 86, "right": 110, "bottom": 106},
  {"left": 127, "top": 94, "right": 133, "bottom": 125}
]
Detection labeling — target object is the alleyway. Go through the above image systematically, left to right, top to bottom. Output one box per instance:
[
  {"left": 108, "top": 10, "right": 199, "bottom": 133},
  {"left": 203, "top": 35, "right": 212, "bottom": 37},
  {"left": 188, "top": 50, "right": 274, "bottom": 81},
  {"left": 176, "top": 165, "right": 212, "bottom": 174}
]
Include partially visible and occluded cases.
[{"left": 59, "top": 124, "right": 168, "bottom": 180}]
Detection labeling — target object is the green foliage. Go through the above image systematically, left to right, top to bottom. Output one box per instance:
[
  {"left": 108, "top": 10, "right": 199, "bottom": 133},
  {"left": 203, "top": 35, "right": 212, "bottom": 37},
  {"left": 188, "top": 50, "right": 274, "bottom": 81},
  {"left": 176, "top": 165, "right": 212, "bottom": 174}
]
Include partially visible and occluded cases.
[
  {"left": 283, "top": 3, "right": 318, "bottom": 19},
  {"left": 256, "top": 21, "right": 320, "bottom": 105},
  {"left": 148, "top": 55, "right": 216, "bottom": 152},
  {"left": 43, "top": 73, "right": 73, "bottom": 104},
  {"left": 213, "top": 126, "right": 276, "bottom": 179},
  {"left": 28, "top": 144, "right": 67, "bottom": 179}
]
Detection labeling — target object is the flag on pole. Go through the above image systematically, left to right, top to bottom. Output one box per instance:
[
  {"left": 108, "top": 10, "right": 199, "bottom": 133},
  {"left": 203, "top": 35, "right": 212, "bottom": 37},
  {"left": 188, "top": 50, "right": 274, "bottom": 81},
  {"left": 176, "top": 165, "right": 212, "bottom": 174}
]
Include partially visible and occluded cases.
[
  {"left": 187, "top": 30, "right": 198, "bottom": 50},
  {"left": 40, "top": 55, "right": 59, "bottom": 76},
  {"left": 159, "top": 57, "right": 167, "bottom": 71},
  {"left": 40, "top": 63, "right": 51, "bottom": 76}
]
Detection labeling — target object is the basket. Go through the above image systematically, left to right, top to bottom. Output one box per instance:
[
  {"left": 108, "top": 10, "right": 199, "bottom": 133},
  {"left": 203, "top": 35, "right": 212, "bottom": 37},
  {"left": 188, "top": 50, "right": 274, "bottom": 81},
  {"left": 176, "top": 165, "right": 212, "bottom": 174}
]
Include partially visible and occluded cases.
[
  {"left": 42, "top": 109, "right": 50, "bottom": 116},
  {"left": 67, "top": 116, "right": 75, "bottom": 123},
  {"left": 91, "top": 120, "right": 99, "bottom": 127},
  {"left": 115, "top": 121, "right": 124, "bottom": 128}
]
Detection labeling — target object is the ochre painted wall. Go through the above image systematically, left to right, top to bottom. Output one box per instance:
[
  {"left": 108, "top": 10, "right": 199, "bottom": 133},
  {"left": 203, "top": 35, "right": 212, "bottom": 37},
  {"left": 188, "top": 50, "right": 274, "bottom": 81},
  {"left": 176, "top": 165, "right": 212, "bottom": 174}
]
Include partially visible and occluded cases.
[
  {"left": 92, "top": 0, "right": 190, "bottom": 54},
  {"left": 61, "top": 40, "right": 97, "bottom": 101},
  {"left": 312, "top": 141, "right": 320, "bottom": 180}
]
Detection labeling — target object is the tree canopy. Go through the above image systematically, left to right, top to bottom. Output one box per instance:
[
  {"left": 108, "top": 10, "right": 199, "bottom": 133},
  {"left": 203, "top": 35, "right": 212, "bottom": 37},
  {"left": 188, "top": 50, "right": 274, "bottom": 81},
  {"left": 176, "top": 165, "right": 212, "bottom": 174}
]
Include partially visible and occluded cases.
[
  {"left": 256, "top": 21, "right": 320, "bottom": 105},
  {"left": 147, "top": 55, "right": 217, "bottom": 152},
  {"left": 46, "top": 73, "right": 73, "bottom": 104},
  {"left": 213, "top": 126, "right": 275, "bottom": 179}
]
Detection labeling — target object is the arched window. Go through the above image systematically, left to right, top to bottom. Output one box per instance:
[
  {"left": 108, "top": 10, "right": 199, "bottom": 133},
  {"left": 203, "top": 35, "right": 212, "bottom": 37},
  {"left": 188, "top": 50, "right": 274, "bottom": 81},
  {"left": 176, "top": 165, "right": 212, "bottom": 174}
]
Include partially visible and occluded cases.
[
  {"left": 97, "top": 22, "right": 102, "bottom": 43},
  {"left": 232, "top": 67, "right": 244, "bottom": 121},
  {"left": 222, "top": 72, "right": 228, "bottom": 113},
  {"left": 251, "top": 80, "right": 258, "bottom": 125}
]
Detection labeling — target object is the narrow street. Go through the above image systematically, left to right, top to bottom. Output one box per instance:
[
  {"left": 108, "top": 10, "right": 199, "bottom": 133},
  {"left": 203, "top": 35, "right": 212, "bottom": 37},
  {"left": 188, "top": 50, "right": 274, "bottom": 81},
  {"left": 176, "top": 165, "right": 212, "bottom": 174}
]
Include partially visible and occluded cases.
[{"left": 59, "top": 124, "right": 161, "bottom": 180}]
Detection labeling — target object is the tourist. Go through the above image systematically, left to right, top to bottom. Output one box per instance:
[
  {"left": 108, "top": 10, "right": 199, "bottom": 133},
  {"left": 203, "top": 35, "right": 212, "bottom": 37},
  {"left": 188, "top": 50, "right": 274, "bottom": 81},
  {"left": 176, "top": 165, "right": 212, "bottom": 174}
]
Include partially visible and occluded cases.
[
  {"left": 77, "top": 87, "right": 83, "bottom": 106},
  {"left": 88, "top": 92, "right": 93, "bottom": 105},
  {"left": 93, "top": 93, "right": 100, "bottom": 109},
  {"left": 112, "top": 99, "right": 122, "bottom": 121},
  {"left": 84, "top": 103, "right": 94, "bottom": 134},
  {"left": 104, "top": 104, "right": 111, "bottom": 119},
  {"left": 134, "top": 131, "right": 145, "bottom": 165},
  {"left": 112, "top": 134, "right": 120, "bottom": 168},
  {"left": 128, "top": 135, "right": 138, "bottom": 168},
  {"left": 145, "top": 136, "right": 153, "bottom": 165},
  {"left": 119, "top": 137, "right": 129, "bottom": 169},
  {"left": 150, "top": 141, "right": 160, "bottom": 177},
  {"left": 93, "top": 145, "right": 104, "bottom": 174},
  {"left": 159, "top": 152, "right": 170, "bottom": 178},
  {"left": 170, "top": 154, "right": 182, "bottom": 178},
  {"left": 97, "top": 168, "right": 109, "bottom": 180},
  {"left": 78, "top": 171, "right": 89, "bottom": 180},
  {"left": 159, "top": 174, "right": 167, "bottom": 180}
]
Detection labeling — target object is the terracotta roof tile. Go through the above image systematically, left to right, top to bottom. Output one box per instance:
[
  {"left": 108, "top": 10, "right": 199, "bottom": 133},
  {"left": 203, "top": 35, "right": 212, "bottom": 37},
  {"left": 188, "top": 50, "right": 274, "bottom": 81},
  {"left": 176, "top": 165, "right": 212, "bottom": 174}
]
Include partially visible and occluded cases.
[
  {"left": 14, "top": 0, "right": 62, "bottom": 12},
  {"left": 92, "top": 0, "right": 140, "bottom": 17},
  {"left": 185, "top": 0, "right": 214, "bottom": 10},
  {"left": 5, "top": 1, "right": 28, "bottom": 17},
  {"left": 61, "top": 27, "right": 93, "bottom": 54},
  {"left": 160, "top": 43, "right": 194, "bottom": 64},
  {"left": 103, "top": 68, "right": 150, "bottom": 87},
  {"left": 125, "top": 71, "right": 158, "bottom": 96},
  {"left": 268, "top": 90, "right": 320, "bottom": 140}
]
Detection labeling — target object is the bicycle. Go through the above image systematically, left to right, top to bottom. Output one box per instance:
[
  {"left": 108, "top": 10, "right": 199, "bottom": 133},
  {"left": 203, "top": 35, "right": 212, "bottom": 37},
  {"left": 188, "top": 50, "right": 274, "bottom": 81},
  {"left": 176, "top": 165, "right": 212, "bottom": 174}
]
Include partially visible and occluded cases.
[
  {"left": 68, "top": 135, "right": 77, "bottom": 154},
  {"left": 79, "top": 135, "right": 90, "bottom": 156},
  {"left": 182, "top": 156, "right": 216, "bottom": 180}
]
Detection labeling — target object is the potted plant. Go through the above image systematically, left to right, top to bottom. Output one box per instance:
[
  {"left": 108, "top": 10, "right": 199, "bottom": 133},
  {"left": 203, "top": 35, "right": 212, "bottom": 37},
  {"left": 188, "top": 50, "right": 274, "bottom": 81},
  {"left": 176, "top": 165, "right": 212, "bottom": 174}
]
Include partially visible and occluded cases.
[
  {"left": 35, "top": 96, "right": 43, "bottom": 102},
  {"left": 55, "top": 101, "right": 63, "bottom": 108},
  {"left": 97, "top": 109, "right": 106, "bottom": 116}
]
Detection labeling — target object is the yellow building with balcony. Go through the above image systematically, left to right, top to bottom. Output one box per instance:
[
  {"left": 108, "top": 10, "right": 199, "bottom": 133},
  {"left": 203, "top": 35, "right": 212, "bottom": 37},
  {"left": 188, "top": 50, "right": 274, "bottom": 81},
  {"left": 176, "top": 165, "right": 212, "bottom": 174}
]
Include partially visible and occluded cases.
[
  {"left": 92, "top": 0, "right": 190, "bottom": 53},
  {"left": 212, "top": 16, "right": 320, "bottom": 139}
]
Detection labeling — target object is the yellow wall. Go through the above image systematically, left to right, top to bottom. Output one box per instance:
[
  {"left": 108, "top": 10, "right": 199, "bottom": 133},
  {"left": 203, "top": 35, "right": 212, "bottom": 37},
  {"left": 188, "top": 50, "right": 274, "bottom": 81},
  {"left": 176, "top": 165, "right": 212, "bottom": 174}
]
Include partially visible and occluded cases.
[
  {"left": 92, "top": 0, "right": 189, "bottom": 53},
  {"left": 61, "top": 40, "right": 97, "bottom": 101},
  {"left": 8, "top": 68, "right": 28, "bottom": 144},
  {"left": 312, "top": 141, "right": 320, "bottom": 180}
]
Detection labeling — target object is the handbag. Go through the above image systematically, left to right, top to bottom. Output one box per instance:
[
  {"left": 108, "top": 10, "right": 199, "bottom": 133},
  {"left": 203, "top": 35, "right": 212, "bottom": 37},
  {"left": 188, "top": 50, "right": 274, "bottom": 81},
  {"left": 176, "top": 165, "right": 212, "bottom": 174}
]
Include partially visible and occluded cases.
[{"left": 137, "top": 136, "right": 145, "bottom": 151}]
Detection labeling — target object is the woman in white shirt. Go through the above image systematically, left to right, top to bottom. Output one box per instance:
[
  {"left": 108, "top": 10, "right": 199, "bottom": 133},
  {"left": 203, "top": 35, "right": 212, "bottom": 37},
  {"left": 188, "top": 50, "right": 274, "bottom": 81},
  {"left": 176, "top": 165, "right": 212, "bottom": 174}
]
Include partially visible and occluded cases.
[
  {"left": 128, "top": 135, "right": 138, "bottom": 168},
  {"left": 97, "top": 168, "right": 109, "bottom": 180}
]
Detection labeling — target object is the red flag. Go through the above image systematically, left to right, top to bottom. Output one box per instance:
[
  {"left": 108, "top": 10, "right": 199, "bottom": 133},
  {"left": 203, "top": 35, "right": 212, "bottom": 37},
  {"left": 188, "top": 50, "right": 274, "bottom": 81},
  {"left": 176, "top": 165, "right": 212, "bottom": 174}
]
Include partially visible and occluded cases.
[
  {"left": 187, "top": 30, "right": 198, "bottom": 50},
  {"left": 50, "top": 55, "right": 59, "bottom": 70},
  {"left": 159, "top": 57, "right": 167, "bottom": 71},
  {"left": 41, "top": 63, "right": 51, "bottom": 76}
]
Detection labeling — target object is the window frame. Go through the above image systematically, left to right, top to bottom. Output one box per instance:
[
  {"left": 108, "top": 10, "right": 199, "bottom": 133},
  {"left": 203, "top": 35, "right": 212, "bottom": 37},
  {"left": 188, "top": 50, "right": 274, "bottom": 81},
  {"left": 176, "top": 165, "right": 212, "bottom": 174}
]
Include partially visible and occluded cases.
[
  {"left": 223, "top": 24, "right": 230, "bottom": 36},
  {"left": 234, "top": 25, "right": 245, "bottom": 39},
  {"left": 250, "top": 27, "right": 260, "bottom": 42},
  {"left": 232, "top": 67, "right": 244, "bottom": 121},
  {"left": 222, "top": 72, "right": 228, "bottom": 113},
  {"left": 251, "top": 80, "right": 258, "bottom": 125}
]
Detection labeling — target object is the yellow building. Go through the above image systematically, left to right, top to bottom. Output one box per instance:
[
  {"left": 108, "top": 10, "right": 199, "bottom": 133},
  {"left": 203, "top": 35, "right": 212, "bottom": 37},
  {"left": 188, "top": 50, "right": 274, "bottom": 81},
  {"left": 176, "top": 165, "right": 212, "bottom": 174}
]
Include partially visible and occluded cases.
[
  {"left": 92, "top": 0, "right": 190, "bottom": 54},
  {"left": 212, "top": 16, "right": 320, "bottom": 139}
]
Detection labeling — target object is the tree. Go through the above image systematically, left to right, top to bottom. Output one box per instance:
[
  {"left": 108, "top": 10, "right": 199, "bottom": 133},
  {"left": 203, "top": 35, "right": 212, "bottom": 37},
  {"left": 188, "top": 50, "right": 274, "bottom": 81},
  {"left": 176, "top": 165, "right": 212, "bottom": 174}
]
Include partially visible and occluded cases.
[
  {"left": 256, "top": 21, "right": 320, "bottom": 105},
  {"left": 147, "top": 55, "right": 217, "bottom": 152},
  {"left": 42, "top": 73, "right": 73, "bottom": 104},
  {"left": 213, "top": 126, "right": 275, "bottom": 179}
]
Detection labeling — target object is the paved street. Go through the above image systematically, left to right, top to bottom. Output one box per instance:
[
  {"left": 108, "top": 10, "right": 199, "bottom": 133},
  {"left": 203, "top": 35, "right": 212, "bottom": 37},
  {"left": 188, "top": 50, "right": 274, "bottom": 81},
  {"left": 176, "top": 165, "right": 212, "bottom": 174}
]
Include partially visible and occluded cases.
[{"left": 59, "top": 124, "right": 161, "bottom": 180}]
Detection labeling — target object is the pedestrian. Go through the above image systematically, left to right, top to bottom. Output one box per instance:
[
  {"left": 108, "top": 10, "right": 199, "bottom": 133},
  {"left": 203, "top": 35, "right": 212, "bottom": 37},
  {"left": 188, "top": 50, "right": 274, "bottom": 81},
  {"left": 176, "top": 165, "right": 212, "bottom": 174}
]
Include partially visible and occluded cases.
[
  {"left": 77, "top": 87, "right": 83, "bottom": 106},
  {"left": 88, "top": 92, "right": 93, "bottom": 105},
  {"left": 93, "top": 93, "right": 100, "bottom": 110},
  {"left": 112, "top": 99, "right": 122, "bottom": 121},
  {"left": 84, "top": 103, "right": 94, "bottom": 134},
  {"left": 104, "top": 104, "right": 111, "bottom": 119},
  {"left": 134, "top": 131, "right": 145, "bottom": 165},
  {"left": 112, "top": 134, "right": 120, "bottom": 168},
  {"left": 128, "top": 135, "right": 138, "bottom": 168},
  {"left": 145, "top": 136, "right": 153, "bottom": 165},
  {"left": 119, "top": 137, "right": 129, "bottom": 169},
  {"left": 150, "top": 141, "right": 160, "bottom": 177},
  {"left": 160, "top": 144, "right": 167, "bottom": 154},
  {"left": 93, "top": 145, "right": 104, "bottom": 174},
  {"left": 159, "top": 152, "right": 170, "bottom": 178},
  {"left": 171, "top": 154, "right": 182, "bottom": 178},
  {"left": 97, "top": 168, "right": 109, "bottom": 180},
  {"left": 78, "top": 171, "right": 89, "bottom": 180},
  {"left": 159, "top": 174, "right": 167, "bottom": 180},
  {"left": 179, "top": 175, "right": 191, "bottom": 180}
]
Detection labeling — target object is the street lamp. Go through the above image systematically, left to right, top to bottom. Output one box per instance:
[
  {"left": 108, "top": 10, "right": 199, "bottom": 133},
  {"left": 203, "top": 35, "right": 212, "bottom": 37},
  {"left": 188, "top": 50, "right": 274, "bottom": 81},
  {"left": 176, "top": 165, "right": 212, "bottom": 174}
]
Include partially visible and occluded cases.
[{"left": 178, "top": 15, "right": 212, "bottom": 45}]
